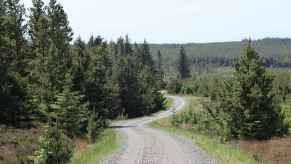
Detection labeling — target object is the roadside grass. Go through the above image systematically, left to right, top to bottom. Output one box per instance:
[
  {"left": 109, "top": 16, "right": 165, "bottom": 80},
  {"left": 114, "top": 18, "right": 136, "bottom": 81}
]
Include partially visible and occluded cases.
[
  {"left": 149, "top": 96, "right": 261, "bottom": 164},
  {"left": 165, "top": 96, "right": 174, "bottom": 108},
  {"left": 282, "top": 97, "right": 291, "bottom": 134},
  {"left": 150, "top": 118, "right": 260, "bottom": 164},
  {"left": 70, "top": 129, "right": 119, "bottom": 164}
]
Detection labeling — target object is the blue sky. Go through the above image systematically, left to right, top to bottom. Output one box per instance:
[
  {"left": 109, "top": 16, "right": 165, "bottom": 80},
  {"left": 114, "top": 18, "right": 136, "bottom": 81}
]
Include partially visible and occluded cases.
[{"left": 21, "top": 0, "right": 291, "bottom": 43}]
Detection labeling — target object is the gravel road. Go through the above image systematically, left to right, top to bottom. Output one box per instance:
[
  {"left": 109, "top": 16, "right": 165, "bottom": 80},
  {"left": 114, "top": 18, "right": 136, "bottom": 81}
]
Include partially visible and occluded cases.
[{"left": 102, "top": 95, "right": 218, "bottom": 164}]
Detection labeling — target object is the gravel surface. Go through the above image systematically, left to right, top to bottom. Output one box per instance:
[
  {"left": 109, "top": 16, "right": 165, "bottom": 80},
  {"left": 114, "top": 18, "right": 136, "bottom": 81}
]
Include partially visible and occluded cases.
[{"left": 102, "top": 95, "right": 219, "bottom": 164}]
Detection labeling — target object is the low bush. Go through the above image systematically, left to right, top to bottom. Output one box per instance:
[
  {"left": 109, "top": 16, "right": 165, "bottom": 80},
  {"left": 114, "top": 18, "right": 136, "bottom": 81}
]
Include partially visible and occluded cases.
[{"left": 33, "top": 125, "right": 74, "bottom": 164}]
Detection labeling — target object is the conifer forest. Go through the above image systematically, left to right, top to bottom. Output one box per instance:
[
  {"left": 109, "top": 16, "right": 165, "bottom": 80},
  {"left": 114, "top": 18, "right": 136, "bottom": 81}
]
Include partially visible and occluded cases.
[{"left": 1, "top": 0, "right": 291, "bottom": 164}]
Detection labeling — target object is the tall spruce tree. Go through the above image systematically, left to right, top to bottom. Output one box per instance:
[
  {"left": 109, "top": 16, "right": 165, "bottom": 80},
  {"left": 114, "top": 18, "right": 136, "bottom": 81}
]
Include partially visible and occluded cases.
[
  {"left": 0, "top": 0, "right": 29, "bottom": 124},
  {"left": 5, "top": 0, "right": 27, "bottom": 74},
  {"left": 28, "top": 0, "right": 51, "bottom": 106},
  {"left": 28, "top": 0, "right": 45, "bottom": 48},
  {"left": 47, "top": 0, "right": 73, "bottom": 91},
  {"left": 72, "top": 37, "right": 89, "bottom": 92},
  {"left": 111, "top": 38, "right": 141, "bottom": 117},
  {"left": 139, "top": 40, "right": 155, "bottom": 71},
  {"left": 206, "top": 41, "right": 288, "bottom": 139},
  {"left": 232, "top": 41, "right": 287, "bottom": 139},
  {"left": 85, "top": 44, "right": 111, "bottom": 120},
  {"left": 178, "top": 46, "right": 190, "bottom": 79},
  {"left": 156, "top": 50, "right": 164, "bottom": 88},
  {"left": 157, "top": 50, "right": 162, "bottom": 72},
  {"left": 50, "top": 76, "right": 89, "bottom": 136}
]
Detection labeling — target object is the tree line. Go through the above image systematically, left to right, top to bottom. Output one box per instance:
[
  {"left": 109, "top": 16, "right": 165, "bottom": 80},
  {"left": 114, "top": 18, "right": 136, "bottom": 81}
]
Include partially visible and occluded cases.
[
  {"left": 0, "top": 0, "right": 164, "bottom": 163},
  {"left": 151, "top": 38, "right": 291, "bottom": 78},
  {"left": 169, "top": 41, "right": 290, "bottom": 140}
]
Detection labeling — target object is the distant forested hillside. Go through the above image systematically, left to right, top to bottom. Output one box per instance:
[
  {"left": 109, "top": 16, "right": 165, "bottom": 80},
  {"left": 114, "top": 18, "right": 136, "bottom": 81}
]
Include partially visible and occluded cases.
[{"left": 150, "top": 38, "right": 291, "bottom": 68}]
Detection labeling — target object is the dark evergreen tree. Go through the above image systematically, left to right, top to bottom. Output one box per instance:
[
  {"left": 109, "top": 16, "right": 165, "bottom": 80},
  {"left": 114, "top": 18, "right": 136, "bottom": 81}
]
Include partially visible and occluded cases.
[
  {"left": 0, "top": 0, "right": 29, "bottom": 124},
  {"left": 4, "top": 0, "right": 27, "bottom": 73},
  {"left": 28, "top": 0, "right": 45, "bottom": 48},
  {"left": 47, "top": 0, "right": 73, "bottom": 90},
  {"left": 28, "top": 1, "right": 51, "bottom": 108},
  {"left": 87, "top": 35, "right": 103, "bottom": 48},
  {"left": 72, "top": 36, "right": 89, "bottom": 92},
  {"left": 110, "top": 37, "right": 165, "bottom": 117},
  {"left": 139, "top": 40, "right": 155, "bottom": 71},
  {"left": 205, "top": 41, "right": 288, "bottom": 139},
  {"left": 232, "top": 41, "right": 287, "bottom": 139},
  {"left": 84, "top": 44, "right": 111, "bottom": 120},
  {"left": 178, "top": 46, "right": 190, "bottom": 79},
  {"left": 156, "top": 50, "right": 165, "bottom": 88},
  {"left": 157, "top": 50, "right": 162, "bottom": 71},
  {"left": 50, "top": 76, "right": 89, "bottom": 136}
]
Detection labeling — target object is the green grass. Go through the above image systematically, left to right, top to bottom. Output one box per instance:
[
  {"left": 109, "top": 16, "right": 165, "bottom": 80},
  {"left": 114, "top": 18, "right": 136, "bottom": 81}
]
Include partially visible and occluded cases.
[
  {"left": 150, "top": 96, "right": 261, "bottom": 164},
  {"left": 165, "top": 96, "right": 174, "bottom": 108},
  {"left": 282, "top": 100, "right": 291, "bottom": 134},
  {"left": 70, "top": 129, "right": 119, "bottom": 164}
]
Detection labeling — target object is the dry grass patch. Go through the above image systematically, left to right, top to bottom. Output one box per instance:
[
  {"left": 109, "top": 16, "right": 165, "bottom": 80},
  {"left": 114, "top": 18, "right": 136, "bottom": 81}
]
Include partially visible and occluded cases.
[
  {"left": 0, "top": 123, "right": 44, "bottom": 164},
  {"left": 240, "top": 138, "right": 291, "bottom": 164}
]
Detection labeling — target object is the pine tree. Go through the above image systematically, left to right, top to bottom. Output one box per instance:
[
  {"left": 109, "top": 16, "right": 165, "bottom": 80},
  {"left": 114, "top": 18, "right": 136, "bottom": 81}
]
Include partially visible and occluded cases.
[
  {"left": 0, "top": 0, "right": 29, "bottom": 124},
  {"left": 0, "top": 0, "right": 8, "bottom": 64},
  {"left": 4, "top": 0, "right": 27, "bottom": 73},
  {"left": 28, "top": 0, "right": 45, "bottom": 48},
  {"left": 47, "top": 0, "right": 73, "bottom": 91},
  {"left": 28, "top": 1, "right": 51, "bottom": 107},
  {"left": 87, "top": 35, "right": 103, "bottom": 48},
  {"left": 72, "top": 37, "right": 89, "bottom": 92},
  {"left": 110, "top": 37, "right": 165, "bottom": 117},
  {"left": 139, "top": 40, "right": 155, "bottom": 71},
  {"left": 206, "top": 41, "right": 289, "bottom": 139},
  {"left": 232, "top": 41, "right": 287, "bottom": 139},
  {"left": 85, "top": 44, "right": 111, "bottom": 120},
  {"left": 178, "top": 46, "right": 190, "bottom": 79},
  {"left": 156, "top": 50, "right": 164, "bottom": 88},
  {"left": 157, "top": 50, "right": 162, "bottom": 72},
  {"left": 114, "top": 56, "right": 142, "bottom": 117},
  {"left": 138, "top": 66, "right": 165, "bottom": 114},
  {"left": 50, "top": 76, "right": 89, "bottom": 136}
]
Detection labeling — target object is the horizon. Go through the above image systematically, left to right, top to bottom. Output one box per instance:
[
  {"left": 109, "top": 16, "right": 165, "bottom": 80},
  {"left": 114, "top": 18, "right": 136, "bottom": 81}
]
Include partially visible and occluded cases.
[{"left": 21, "top": 0, "right": 291, "bottom": 44}]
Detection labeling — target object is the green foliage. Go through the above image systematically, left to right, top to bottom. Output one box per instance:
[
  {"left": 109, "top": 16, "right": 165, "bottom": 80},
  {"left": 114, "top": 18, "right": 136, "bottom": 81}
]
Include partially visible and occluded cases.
[
  {"left": 0, "top": 0, "right": 31, "bottom": 124},
  {"left": 1, "top": 0, "right": 166, "bottom": 163},
  {"left": 4, "top": 0, "right": 27, "bottom": 73},
  {"left": 108, "top": 37, "right": 165, "bottom": 118},
  {"left": 150, "top": 38, "right": 291, "bottom": 78},
  {"left": 205, "top": 42, "right": 288, "bottom": 139},
  {"left": 84, "top": 45, "right": 111, "bottom": 119},
  {"left": 178, "top": 46, "right": 190, "bottom": 79},
  {"left": 156, "top": 50, "right": 165, "bottom": 88},
  {"left": 272, "top": 70, "right": 291, "bottom": 101},
  {"left": 0, "top": 71, "right": 29, "bottom": 123},
  {"left": 50, "top": 78, "right": 89, "bottom": 136},
  {"left": 167, "top": 79, "right": 182, "bottom": 94},
  {"left": 281, "top": 101, "right": 291, "bottom": 134},
  {"left": 87, "top": 113, "right": 105, "bottom": 144},
  {"left": 33, "top": 125, "right": 74, "bottom": 164},
  {"left": 71, "top": 129, "right": 118, "bottom": 164}
]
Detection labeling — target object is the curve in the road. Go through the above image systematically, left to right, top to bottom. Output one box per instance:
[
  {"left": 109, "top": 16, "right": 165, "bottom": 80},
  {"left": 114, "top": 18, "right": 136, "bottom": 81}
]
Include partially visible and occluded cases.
[{"left": 102, "top": 95, "right": 218, "bottom": 164}]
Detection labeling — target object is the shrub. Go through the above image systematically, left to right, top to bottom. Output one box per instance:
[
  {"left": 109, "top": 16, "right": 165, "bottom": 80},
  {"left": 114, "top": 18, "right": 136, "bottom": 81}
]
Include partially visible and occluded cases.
[
  {"left": 167, "top": 79, "right": 182, "bottom": 94},
  {"left": 171, "top": 109, "right": 231, "bottom": 141},
  {"left": 87, "top": 113, "right": 106, "bottom": 144},
  {"left": 34, "top": 125, "right": 74, "bottom": 164}
]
